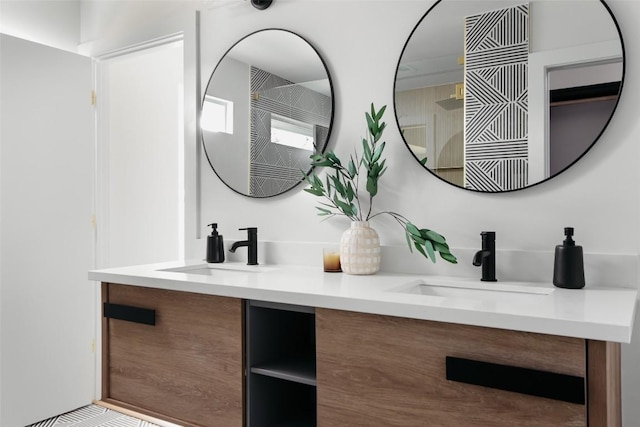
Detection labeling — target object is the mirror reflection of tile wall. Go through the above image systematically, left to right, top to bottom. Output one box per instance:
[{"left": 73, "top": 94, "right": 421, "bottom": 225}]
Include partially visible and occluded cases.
[
  {"left": 464, "top": 3, "right": 529, "bottom": 192},
  {"left": 249, "top": 66, "right": 331, "bottom": 197},
  {"left": 396, "top": 83, "right": 464, "bottom": 187}
]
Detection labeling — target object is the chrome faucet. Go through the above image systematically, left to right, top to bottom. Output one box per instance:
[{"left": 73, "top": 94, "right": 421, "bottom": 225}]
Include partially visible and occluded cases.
[
  {"left": 229, "top": 227, "right": 258, "bottom": 265},
  {"left": 473, "top": 231, "right": 496, "bottom": 282}
]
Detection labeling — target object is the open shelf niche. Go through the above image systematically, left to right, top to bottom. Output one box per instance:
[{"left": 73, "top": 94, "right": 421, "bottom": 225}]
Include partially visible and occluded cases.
[{"left": 246, "top": 300, "right": 316, "bottom": 427}]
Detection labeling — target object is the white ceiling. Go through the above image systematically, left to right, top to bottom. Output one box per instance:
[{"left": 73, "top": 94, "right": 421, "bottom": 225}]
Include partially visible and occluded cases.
[{"left": 225, "top": 29, "right": 330, "bottom": 90}]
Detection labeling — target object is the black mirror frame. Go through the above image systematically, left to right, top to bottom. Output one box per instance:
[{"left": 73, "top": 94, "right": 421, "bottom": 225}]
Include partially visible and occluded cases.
[
  {"left": 393, "top": 0, "right": 626, "bottom": 194},
  {"left": 201, "top": 28, "right": 335, "bottom": 198}
]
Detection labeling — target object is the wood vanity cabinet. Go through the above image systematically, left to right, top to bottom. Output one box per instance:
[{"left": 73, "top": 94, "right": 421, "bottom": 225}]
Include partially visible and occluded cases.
[
  {"left": 101, "top": 283, "right": 243, "bottom": 427},
  {"left": 316, "top": 308, "right": 620, "bottom": 427}
]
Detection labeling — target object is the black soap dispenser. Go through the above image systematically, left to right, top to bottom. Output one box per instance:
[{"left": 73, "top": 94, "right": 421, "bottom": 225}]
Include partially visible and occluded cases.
[
  {"left": 206, "top": 223, "right": 225, "bottom": 263},
  {"left": 553, "top": 227, "right": 585, "bottom": 289}
]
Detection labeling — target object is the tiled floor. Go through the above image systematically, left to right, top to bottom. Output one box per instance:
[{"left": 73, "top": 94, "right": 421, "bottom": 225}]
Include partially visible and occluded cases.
[{"left": 27, "top": 404, "right": 160, "bottom": 427}]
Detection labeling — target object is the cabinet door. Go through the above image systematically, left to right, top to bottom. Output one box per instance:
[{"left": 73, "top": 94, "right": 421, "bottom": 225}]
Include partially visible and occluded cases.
[
  {"left": 103, "top": 283, "right": 243, "bottom": 427},
  {"left": 316, "top": 308, "right": 586, "bottom": 427}
]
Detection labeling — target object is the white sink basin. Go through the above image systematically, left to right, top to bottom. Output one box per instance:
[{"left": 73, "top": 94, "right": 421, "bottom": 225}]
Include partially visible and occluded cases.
[
  {"left": 160, "top": 263, "right": 279, "bottom": 276},
  {"left": 390, "top": 278, "right": 554, "bottom": 303}
]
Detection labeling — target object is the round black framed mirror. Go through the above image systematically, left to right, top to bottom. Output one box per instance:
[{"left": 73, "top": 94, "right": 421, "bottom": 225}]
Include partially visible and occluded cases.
[
  {"left": 394, "top": 0, "right": 624, "bottom": 193},
  {"left": 202, "top": 29, "right": 334, "bottom": 197}
]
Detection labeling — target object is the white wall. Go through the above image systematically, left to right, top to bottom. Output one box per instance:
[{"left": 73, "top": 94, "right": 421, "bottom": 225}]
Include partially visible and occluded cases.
[
  {"left": 0, "top": 0, "right": 81, "bottom": 52},
  {"left": 79, "top": 0, "right": 199, "bottom": 55},
  {"left": 530, "top": 0, "right": 620, "bottom": 53},
  {"left": 1, "top": 34, "right": 95, "bottom": 426}
]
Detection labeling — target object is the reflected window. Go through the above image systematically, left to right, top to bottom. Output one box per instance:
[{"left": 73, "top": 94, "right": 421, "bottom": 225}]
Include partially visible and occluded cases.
[
  {"left": 202, "top": 95, "right": 233, "bottom": 134},
  {"left": 270, "top": 114, "right": 315, "bottom": 151}
]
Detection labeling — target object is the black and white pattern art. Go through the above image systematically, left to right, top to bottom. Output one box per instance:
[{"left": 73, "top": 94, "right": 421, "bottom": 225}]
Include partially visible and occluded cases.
[
  {"left": 464, "top": 3, "right": 529, "bottom": 192},
  {"left": 249, "top": 66, "right": 331, "bottom": 197},
  {"left": 27, "top": 404, "right": 159, "bottom": 427}
]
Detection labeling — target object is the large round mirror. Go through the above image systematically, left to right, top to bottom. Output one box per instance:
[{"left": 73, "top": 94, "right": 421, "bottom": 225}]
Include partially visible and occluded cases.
[
  {"left": 395, "top": 0, "right": 624, "bottom": 192},
  {"left": 202, "top": 29, "right": 334, "bottom": 197}
]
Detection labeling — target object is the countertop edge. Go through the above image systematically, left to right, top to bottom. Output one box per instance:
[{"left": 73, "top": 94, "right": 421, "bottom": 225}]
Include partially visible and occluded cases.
[{"left": 89, "top": 263, "right": 638, "bottom": 344}]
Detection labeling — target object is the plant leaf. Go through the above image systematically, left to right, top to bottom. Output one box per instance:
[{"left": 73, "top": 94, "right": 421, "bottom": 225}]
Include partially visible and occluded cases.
[
  {"left": 366, "top": 112, "right": 377, "bottom": 135},
  {"left": 362, "top": 138, "right": 372, "bottom": 163},
  {"left": 371, "top": 141, "right": 386, "bottom": 163},
  {"left": 325, "top": 152, "right": 342, "bottom": 167},
  {"left": 310, "top": 157, "right": 332, "bottom": 167},
  {"left": 348, "top": 157, "right": 357, "bottom": 178},
  {"left": 302, "top": 171, "right": 313, "bottom": 184},
  {"left": 330, "top": 175, "right": 346, "bottom": 197},
  {"left": 366, "top": 176, "right": 378, "bottom": 197},
  {"left": 346, "top": 181, "right": 355, "bottom": 202},
  {"left": 304, "top": 188, "right": 324, "bottom": 197},
  {"left": 333, "top": 197, "right": 354, "bottom": 218},
  {"left": 315, "top": 207, "right": 332, "bottom": 216},
  {"left": 406, "top": 222, "right": 421, "bottom": 238},
  {"left": 422, "top": 229, "right": 446, "bottom": 245},
  {"left": 405, "top": 230, "right": 413, "bottom": 253},
  {"left": 411, "top": 234, "right": 426, "bottom": 245},
  {"left": 424, "top": 240, "right": 436, "bottom": 262},
  {"left": 414, "top": 241, "right": 428, "bottom": 259},
  {"left": 433, "top": 241, "right": 450, "bottom": 254},
  {"left": 440, "top": 252, "right": 458, "bottom": 264}
]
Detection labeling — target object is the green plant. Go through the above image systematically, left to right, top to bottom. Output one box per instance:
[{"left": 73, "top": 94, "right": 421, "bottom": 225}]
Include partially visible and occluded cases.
[{"left": 304, "top": 103, "right": 457, "bottom": 264}]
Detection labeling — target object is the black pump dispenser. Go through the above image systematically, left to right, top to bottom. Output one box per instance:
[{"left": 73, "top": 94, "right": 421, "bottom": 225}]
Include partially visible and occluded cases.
[
  {"left": 206, "top": 223, "right": 225, "bottom": 263},
  {"left": 553, "top": 227, "right": 585, "bottom": 289}
]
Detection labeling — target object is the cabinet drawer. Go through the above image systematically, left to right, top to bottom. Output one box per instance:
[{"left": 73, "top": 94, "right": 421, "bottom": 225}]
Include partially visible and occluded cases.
[
  {"left": 102, "top": 283, "right": 243, "bottom": 427},
  {"left": 316, "top": 308, "right": 586, "bottom": 427}
]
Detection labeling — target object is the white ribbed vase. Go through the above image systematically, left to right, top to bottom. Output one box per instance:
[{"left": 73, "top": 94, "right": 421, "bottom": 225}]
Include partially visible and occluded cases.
[{"left": 340, "top": 221, "right": 381, "bottom": 275}]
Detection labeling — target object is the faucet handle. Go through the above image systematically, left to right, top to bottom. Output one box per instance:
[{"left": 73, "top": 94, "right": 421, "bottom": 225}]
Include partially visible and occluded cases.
[{"left": 239, "top": 227, "right": 258, "bottom": 234}]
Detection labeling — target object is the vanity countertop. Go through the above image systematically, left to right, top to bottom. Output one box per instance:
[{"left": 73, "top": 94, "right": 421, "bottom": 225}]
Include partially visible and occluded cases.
[{"left": 89, "top": 260, "right": 638, "bottom": 343}]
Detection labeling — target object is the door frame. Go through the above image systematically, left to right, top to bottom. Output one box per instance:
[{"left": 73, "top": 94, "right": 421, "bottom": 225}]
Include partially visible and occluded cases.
[{"left": 92, "top": 32, "right": 191, "bottom": 398}]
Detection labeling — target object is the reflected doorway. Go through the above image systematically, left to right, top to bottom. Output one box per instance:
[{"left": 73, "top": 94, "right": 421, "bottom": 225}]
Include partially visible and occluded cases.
[{"left": 548, "top": 64, "right": 621, "bottom": 175}]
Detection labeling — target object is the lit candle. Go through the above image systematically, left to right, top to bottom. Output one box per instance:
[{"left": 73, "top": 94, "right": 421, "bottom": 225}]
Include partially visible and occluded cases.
[{"left": 323, "top": 250, "right": 341, "bottom": 272}]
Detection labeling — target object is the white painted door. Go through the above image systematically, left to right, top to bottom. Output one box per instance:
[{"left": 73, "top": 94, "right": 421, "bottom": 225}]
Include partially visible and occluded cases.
[
  {"left": 0, "top": 35, "right": 95, "bottom": 426},
  {"left": 97, "top": 41, "right": 184, "bottom": 269}
]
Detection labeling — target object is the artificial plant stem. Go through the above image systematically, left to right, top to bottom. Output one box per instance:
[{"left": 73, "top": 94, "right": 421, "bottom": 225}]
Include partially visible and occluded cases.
[
  {"left": 350, "top": 154, "right": 363, "bottom": 221},
  {"left": 342, "top": 165, "right": 362, "bottom": 221},
  {"left": 369, "top": 211, "right": 409, "bottom": 226}
]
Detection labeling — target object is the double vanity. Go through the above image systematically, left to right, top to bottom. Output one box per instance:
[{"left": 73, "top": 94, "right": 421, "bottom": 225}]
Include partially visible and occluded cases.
[{"left": 89, "top": 260, "right": 637, "bottom": 427}]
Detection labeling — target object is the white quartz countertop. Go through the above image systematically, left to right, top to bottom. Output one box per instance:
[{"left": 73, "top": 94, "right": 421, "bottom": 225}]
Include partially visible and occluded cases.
[{"left": 88, "top": 260, "right": 638, "bottom": 343}]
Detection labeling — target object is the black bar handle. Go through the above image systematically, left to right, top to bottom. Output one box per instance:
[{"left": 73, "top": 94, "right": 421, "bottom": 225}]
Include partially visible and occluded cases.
[
  {"left": 103, "top": 302, "right": 156, "bottom": 326},
  {"left": 446, "top": 356, "right": 585, "bottom": 404}
]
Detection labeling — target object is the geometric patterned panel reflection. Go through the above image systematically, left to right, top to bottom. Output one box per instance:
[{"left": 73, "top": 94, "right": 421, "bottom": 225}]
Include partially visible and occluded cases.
[
  {"left": 464, "top": 3, "right": 529, "bottom": 192},
  {"left": 250, "top": 66, "right": 331, "bottom": 197}
]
